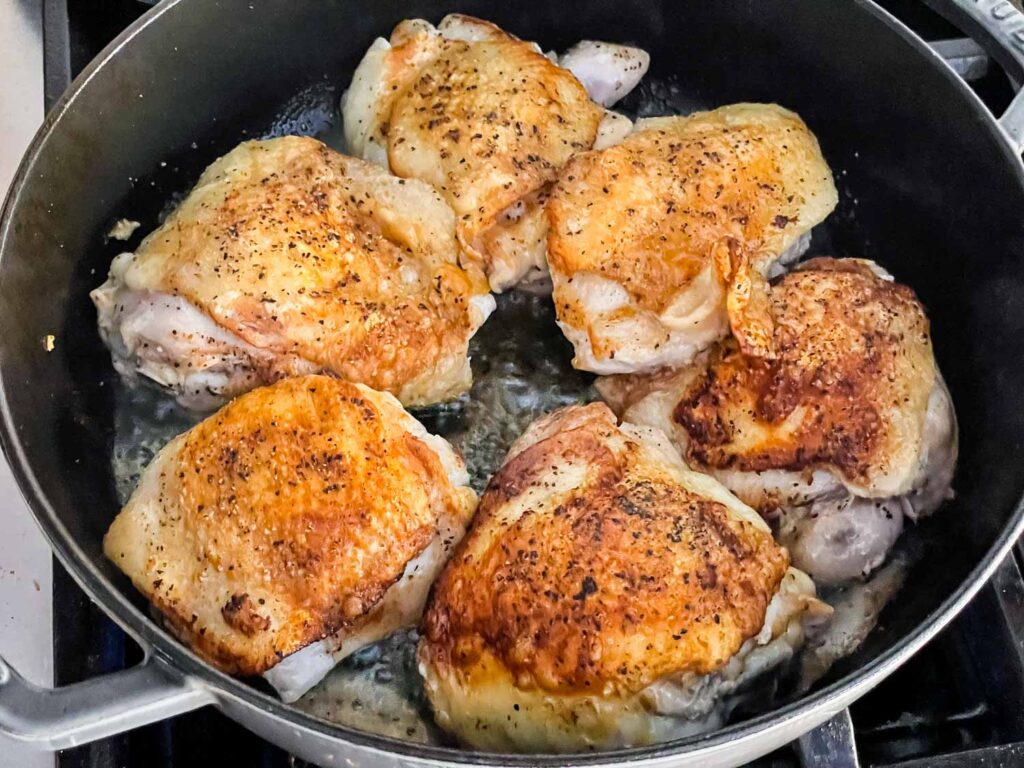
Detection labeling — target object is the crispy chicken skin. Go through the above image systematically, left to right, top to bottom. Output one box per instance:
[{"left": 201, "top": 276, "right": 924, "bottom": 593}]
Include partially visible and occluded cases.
[
  {"left": 342, "top": 15, "right": 649, "bottom": 291},
  {"left": 547, "top": 104, "right": 838, "bottom": 374},
  {"left": 91, "top": 136, "right": 494, "bottom": 410},
  {"left": 604, "top": 258, "right": 957, "bottom": 584},
  {"left": 104, "top": 376, "right": 477, "bottom": 701},
  {"left": 418, "top": 403, "right": 827, "bottom": 751}
]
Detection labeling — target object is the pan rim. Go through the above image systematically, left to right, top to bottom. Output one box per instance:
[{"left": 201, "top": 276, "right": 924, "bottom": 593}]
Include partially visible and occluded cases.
[{"left": 2, "top": 0, "right": 1023, "bottom": 764}]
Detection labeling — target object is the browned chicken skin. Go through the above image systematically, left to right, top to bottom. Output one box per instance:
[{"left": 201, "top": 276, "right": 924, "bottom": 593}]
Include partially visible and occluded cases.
[
  {"left": 343, "top": 14, "right": 649, "bottom": 291},
  {"left": 385, "top": 33, "right": 601, "bottom": 286},
  {"left": 547, "top": 104, "right": 838, "bottom": 374},
  {"left": 92, "top": 136, "right": 494, "bottom": 409},
  {"left": 605, "top": 258, "right": 957, "bottom": 585},
  {"left": 104, "top": 375, "right": 477, "bottom": 701},
  {"left": 419, "top": 403, "right": 826, "bottom": 751}
]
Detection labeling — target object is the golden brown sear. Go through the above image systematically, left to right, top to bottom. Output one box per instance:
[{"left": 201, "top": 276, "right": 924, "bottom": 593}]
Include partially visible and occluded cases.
[
  {"left": 343, "top": 15, "right": 606, "bottom": 290},
  {"left": 547, "top": 104, "right": 837, "bottom": 374},
  {"left": 92, "top": 136, "right": 493, "bottom": 409},
  {"left": 605, "top": 258, "right": 957, "bottom": 585},
  {"left": 612, "top": 258, "right": 938, "bottom": 499},
  {"left": 680, "top": 259, "right": 931, "bottom": 487},
  {"left": 104, "top": 376, "right": 477, "bottom": 690},
  {"left": 419, "top": 403, "right": 824, "bottom": 751}
]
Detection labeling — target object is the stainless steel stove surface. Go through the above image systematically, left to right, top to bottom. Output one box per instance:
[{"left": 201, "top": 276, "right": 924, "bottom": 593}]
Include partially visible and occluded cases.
[{"left": 41, "top": 1, "right": 1024, "bottom": 767}]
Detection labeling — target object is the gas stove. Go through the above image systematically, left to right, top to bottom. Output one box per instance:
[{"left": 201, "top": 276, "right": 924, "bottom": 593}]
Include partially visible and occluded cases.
[{"left": 20, "top": 1, "right": 1024, "bottom": 767}]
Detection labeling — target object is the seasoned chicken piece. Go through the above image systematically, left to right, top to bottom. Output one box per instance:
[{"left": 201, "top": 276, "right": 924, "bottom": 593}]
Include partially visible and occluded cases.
[
  {"left": 342, "top": 14, "right": 649, "bottom": 292},
  {"left": 558, "top": 40, "right": 651, "bottom": 108},
  {"left": 547, "top": 104, "right": 838, "bottom": 374},
  {"left": 91, "top": 136, "right": 494, "bottom": 410},
  {"left": 604, "top": 258, "right": 957, "bottom": 585},
  {"left": 104, "top": 375, "right": 477, "bottom": 703},
  {"left": 418, "top": 403, "right": 828, "bottom": 752}
]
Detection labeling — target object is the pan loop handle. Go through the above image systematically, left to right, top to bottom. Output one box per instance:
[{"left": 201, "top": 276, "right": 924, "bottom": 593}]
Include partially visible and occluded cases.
[
  {"left": 923, "top": 0, "right": 1024, "bottom": 153},
  {"left": 0, "top": 653, "right": 211, "bottom": 749}
]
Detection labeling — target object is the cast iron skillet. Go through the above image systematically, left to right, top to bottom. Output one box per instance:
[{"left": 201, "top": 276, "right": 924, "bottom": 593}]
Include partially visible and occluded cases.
[{"left": 1, "top": 1, "right": 1024, "bottom": 766}]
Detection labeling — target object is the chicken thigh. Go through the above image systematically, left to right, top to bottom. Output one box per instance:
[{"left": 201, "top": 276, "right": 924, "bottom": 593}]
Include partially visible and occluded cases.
[
  {"left": 342, "top": 14, "right": 649, "bottom": 291},
  {"left": 547, "top": 104, "right": 838, "bottom": 374},
  {"left": 91, "top": 136, "right": 494, "bottom": 410},
  {"left": 603, "top": 258, "right": 957, "bottom": 585},
  {"left": 104, "top": 375, "right": 478, "bottom": 702},
  {"left": 418, "top": 403, "right": 828, "bottom": 751}
]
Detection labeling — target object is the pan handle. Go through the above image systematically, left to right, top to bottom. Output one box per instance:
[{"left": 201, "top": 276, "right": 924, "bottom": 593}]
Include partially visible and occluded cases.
[
  {"left": 923, "top": 0, "right": 1024, "bottom": 153},
  {"left": 0, "top": 653, "right": 211, "bottom": 749},
  {"left": 794, "top": 709, "right": 860, "bottom": 767}
]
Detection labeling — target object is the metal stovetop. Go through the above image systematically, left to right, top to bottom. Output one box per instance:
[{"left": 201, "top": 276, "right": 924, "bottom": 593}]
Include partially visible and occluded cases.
[
  {"left": 3, "top": 1, "right": 1022, "bottom": 767},
  {"left": 0, "top": 2, "right": 53, "bottom": 768}
]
